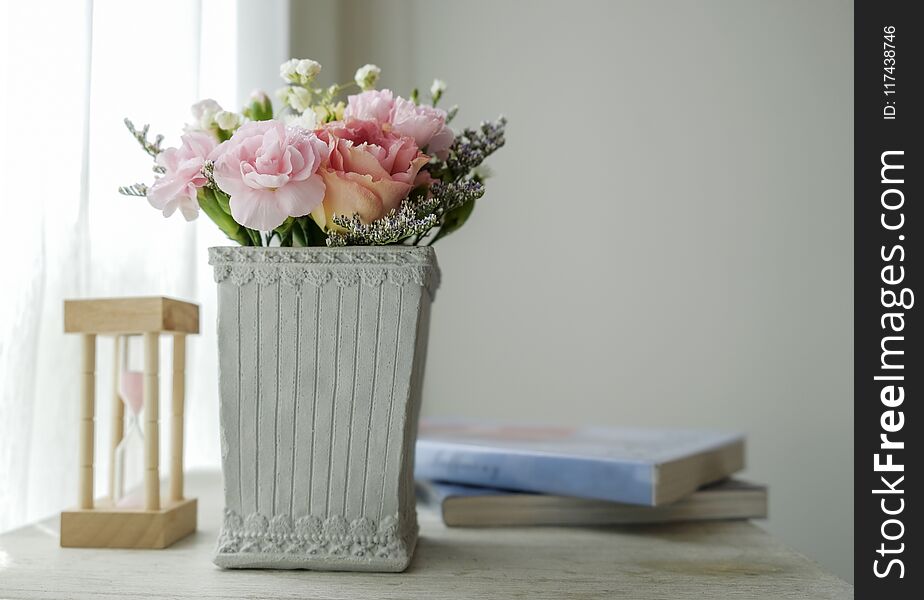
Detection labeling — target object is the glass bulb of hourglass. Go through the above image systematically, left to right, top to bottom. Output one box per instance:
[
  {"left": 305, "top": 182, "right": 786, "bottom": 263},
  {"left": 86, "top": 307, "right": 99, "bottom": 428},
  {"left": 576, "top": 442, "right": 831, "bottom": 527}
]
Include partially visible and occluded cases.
[{"left": 114, "top": 370, "right": 145, "bottom": 508}]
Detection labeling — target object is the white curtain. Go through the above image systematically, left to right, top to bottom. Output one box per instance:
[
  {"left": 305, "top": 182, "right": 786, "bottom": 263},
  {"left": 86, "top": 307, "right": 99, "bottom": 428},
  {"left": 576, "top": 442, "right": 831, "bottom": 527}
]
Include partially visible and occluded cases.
[{"left": 0, "top": 0, "right": 252, "bottom": 532}]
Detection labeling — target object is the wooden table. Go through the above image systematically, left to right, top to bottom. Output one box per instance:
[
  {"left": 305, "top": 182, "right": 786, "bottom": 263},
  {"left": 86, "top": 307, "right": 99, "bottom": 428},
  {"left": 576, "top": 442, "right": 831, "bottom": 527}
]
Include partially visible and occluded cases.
[{"left": 0, "top": 471, "right": 852, "bottom": 599}]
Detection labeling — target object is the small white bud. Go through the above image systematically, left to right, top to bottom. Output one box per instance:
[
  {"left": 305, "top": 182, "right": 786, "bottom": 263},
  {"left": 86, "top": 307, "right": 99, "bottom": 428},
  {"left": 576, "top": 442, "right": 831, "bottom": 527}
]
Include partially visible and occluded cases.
[
  {"left": 296, "top": 59, "right": 322, "bottom": 80},
  {"left": 354, "top": 63, "right": 381, "bottom": 91},
  {"left": 430, "top": 79, "right": 447, "bottom": 98},
  {"left": 215, "top": 110, "right": 242, "bottom": 131}
]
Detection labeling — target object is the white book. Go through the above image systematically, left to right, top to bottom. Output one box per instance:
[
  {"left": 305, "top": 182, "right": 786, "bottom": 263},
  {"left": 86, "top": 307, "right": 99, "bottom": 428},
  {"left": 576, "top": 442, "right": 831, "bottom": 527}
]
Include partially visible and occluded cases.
[{"left": 417, "top": 479, "right": 768, "bottom": 527}]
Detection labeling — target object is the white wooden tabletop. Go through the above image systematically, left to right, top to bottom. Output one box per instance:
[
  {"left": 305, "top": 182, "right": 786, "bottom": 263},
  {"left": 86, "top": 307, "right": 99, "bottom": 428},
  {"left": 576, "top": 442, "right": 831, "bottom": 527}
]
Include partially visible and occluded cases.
[{"left": 0, "top": 470, "right": 852, "bottom": 599}]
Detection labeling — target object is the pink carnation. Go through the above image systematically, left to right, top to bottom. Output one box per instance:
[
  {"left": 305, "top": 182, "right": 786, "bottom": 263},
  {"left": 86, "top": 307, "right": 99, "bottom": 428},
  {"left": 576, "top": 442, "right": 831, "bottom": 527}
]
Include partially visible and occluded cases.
[
  {"left": 343, "top": 89, "right": 395, "bottom": 123},
  {"left": 389, "top": 97, "right": 453, "bottom": 159},
  {"left": 312, "top": 119, "right": 429, "bottom": 229},
  {"left": 212, "top": 120, "right": 329, "bottom": 231},
  {"left": 424, "top": 122, "right": 454, "bottom": 160},
  {"left": 146, "top": 131, "right": 217, "bottom": 221}
]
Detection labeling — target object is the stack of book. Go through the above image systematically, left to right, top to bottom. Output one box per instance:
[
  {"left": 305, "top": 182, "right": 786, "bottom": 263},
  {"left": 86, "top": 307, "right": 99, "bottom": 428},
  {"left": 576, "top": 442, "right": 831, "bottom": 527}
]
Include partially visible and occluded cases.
[{"left": 414, "top": 418, "right": 766, "bottom": 527}]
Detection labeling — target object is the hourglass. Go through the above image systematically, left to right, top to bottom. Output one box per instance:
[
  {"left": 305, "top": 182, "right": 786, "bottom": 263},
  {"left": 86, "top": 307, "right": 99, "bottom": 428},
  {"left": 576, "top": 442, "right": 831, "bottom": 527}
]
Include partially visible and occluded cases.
[{"left": 61, "top": 296, "right": 199, "bottom": 549}]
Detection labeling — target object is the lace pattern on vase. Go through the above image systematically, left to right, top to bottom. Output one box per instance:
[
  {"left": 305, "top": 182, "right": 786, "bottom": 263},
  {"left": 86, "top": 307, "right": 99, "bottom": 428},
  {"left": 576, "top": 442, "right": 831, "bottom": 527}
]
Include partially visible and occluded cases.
[
  {"left": 208, "top": 246, "right": 435, "bottom": 265},
  {"left": 208, "top": 247, "right": 440, "bottom": 297},
  {"left": 216, "top": 509, "right": 418, "bottom": 560}
]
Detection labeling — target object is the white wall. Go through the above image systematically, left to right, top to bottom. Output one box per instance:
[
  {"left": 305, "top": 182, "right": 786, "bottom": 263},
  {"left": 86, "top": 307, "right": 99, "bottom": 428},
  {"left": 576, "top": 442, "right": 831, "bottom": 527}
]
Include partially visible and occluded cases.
[{"left": 293, "top": 0, "right": 853, "bottom": 582}]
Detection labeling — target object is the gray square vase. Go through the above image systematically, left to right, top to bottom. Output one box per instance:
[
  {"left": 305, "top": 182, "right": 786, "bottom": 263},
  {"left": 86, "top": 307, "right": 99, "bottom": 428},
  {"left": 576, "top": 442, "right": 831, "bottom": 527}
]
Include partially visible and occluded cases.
[{"left": 208, "top": 246, "right": 439, "bottom": 571}]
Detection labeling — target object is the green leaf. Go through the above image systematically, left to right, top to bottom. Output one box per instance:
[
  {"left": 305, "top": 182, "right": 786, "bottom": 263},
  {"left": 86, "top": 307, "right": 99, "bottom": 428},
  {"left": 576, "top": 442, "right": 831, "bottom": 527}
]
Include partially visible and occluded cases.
[
  {"left": 198, "top": 187, "right": 251, "bottom": 246},
  {"left": 213, "top": 188, "right": 232, "bottom": 215},
  {"left": 431, "top": 198, "right": 476, "bottom": 244},
  {"left": 274, "top": 217, "right": 295, "bottom": 237},
  {"left": 274, "top": 217, "right": 297, "bottom": 247},
  {"left": 299, "top": 217, "right": 328, "bottom": 246},
  {"left": 292, "top": 223, "right": 307, "bottom": 247}
]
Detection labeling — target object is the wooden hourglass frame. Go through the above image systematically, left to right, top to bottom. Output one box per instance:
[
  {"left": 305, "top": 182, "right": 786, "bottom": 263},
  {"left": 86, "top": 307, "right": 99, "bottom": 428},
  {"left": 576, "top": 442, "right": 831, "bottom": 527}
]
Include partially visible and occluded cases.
[{"left": 61, "top": 297, "right": 199, "bottom": 548}]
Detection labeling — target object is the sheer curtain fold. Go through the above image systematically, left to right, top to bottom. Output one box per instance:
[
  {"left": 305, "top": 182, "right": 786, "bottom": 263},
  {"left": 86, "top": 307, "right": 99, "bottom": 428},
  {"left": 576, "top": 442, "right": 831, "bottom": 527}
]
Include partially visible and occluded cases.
[{"left": 0, "top": 0, "right": 250, "bottom": 532}]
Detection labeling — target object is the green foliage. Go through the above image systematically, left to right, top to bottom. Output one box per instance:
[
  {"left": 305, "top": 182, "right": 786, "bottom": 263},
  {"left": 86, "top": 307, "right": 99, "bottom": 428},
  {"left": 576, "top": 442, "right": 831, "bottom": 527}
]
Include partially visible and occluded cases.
[
  {"left": 198, "top": 187, "right": 251, "bottom": 246},
  {"left": 430, "top": 197, "right": 475, "bottom": 244},
  {"left": 272, "top": 217, "right": 327, "bottom": 247},
  {"left": 299, "top": 218, "right": 328, "bottom": 246}
]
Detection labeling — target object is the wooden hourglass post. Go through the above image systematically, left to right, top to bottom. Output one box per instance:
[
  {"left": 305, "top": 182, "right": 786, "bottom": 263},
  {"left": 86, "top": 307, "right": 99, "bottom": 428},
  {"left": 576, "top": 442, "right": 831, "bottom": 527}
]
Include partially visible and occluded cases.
[
  {"left": 143, "top": 332, "right": 160, "bottom": 511},
  {"left": 79, "top": 333, "right": 96, "bottom": 510},
  {"left": 171, "top": 334, "right": 186, "bottom": 501},
  {"left": 109, "top": 335, "right": 124, "bottom": 500}
]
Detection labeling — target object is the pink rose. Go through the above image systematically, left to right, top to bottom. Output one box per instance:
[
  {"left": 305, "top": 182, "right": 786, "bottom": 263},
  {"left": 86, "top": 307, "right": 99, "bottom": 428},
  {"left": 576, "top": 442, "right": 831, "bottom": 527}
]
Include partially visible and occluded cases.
[
  {"left": 343, "top": 89, "right": 395, "bottom": 124},
  {"left": 343, "top": 91, "right": 455, "bottom": 159},
  {"left": 389, "top": 97, "right": 454, "bottom": 159},
  {"left": 312, "top": 119, "right": 429, "bottom": 229},
  {"left": 212, "top": 120, "right": 329, "bottom": 231},
  {"left": 147, "top": 131, "right": 217, "bottom": 221}
]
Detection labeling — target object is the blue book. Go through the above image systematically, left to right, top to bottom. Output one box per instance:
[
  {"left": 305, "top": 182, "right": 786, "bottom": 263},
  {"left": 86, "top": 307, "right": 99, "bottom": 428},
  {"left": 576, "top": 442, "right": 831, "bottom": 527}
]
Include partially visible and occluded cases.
[{"left": 414, "top": 419, "right": 745, "bottom": 506}]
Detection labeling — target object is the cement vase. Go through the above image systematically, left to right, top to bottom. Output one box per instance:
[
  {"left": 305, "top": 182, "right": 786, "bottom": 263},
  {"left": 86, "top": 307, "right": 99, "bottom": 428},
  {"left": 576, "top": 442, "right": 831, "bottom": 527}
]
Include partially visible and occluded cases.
[{"left": 208, "top": 246, "right": 439, "bottom": 571}]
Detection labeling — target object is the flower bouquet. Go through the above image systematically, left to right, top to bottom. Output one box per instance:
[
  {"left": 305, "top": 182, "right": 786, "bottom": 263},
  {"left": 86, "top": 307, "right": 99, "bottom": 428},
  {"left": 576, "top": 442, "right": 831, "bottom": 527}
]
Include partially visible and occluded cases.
[
  {"left": 121, "top": 59, "right": 505, "bottom": 247},
  {"left": 122, "top": 59, "right": 504, "bottom": 572}
]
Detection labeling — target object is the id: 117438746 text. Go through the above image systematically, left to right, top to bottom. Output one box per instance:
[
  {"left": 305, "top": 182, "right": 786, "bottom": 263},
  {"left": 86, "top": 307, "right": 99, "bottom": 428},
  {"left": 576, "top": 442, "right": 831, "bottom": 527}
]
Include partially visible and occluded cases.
[{"left": 883, "top": 26, "right": 897, "bottom": 119}]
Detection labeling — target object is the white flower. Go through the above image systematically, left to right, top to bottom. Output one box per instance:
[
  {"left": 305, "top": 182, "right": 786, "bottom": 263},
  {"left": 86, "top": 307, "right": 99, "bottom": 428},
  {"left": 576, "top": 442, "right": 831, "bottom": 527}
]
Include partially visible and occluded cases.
[
  {"left": 281, "top": 58, "right": 322, "bottom": 85},
  {"left": 279, "top": 59, "right": 299, "bottom": 83},
  {"left": 296, "top": 59, "right": 322, "bottom": 79},
  {"left": 354, "top": 64, "right": 381, "bottom": 91},
  {"left": 430, "top": 79, "right": 447, "bottom": 98},
  {"left": 275, "top": 86, "right": 313, "bottom": 113},
  {"left": 287, "top": 86, "right": 313, "bottom": 113},
  {"left": 187, "top": 98, "right": 223, "bottom": 131},
  {"left": 191, "top": 98, "right": 222, "bottom": 120},
  {"left": 215, "top": 110, "right": 242, "bottom": 131},
  {"left": 285, "top": 110, "right": 318, "bottom": 131}
]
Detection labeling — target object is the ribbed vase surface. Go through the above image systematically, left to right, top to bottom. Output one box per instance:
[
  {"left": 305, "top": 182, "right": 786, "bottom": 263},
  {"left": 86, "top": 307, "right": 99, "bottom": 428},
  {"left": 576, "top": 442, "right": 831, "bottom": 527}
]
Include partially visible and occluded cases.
[{"left": 208, "top": 246, "right": 439, "bottom": 571}]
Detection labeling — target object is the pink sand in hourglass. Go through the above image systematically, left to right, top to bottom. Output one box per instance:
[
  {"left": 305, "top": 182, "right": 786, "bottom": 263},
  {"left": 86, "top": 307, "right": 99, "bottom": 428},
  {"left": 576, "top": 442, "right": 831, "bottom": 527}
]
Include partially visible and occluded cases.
[
  {"left": 116, "top": 370, "right": 145, "bottom": 508},
  {"left": 119, "top": 371, "right": 144, "bottom": 415}
]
